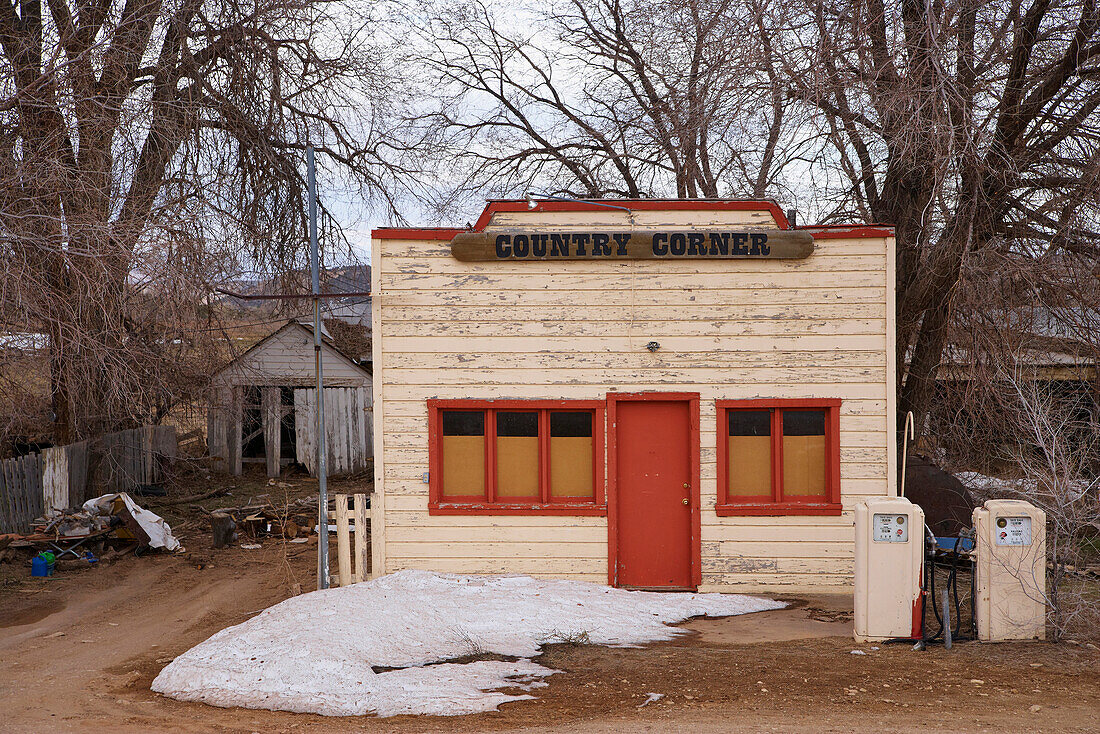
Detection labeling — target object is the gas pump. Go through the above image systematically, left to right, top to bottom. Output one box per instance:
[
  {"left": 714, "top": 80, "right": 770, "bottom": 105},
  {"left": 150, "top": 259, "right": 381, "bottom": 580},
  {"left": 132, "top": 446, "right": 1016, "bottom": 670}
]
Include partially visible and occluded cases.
[
  {"left": 854, "top": 497, "right": 925, "bottom": 642},
  {"left": 973, "top": 499, "right": 1047, "bottom": 641}
]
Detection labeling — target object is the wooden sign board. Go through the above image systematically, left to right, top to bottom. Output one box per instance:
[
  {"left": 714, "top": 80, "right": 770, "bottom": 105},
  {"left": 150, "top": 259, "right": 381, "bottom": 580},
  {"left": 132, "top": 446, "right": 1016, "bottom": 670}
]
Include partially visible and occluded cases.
[{"left": 450, "top": 229, "right": 814, "bottom": 261}]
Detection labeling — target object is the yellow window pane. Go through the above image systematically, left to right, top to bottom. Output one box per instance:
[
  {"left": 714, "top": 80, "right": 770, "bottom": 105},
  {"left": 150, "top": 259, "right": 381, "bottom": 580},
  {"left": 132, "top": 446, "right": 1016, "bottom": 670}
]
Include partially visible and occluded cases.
[
  {"left": 781, "top": 410, "right": 826, "bottom": 497},
  {"left": 496, "top": 411, "right": 539, "bottom": 498},
  {"left": 442, "top": 435, "right": 485, "bottom": 497},
  {"left": 782, "top": 435, "right": 826, "bottom": 496},
  {"left": 496, "top": 436, "right": 539, "bottom": 497},
  {"left": 728, "top": 436, "right": 772, "bottom": 496},
  {"left": 550, "top": 437, "right": 594, "bottom": 497}
]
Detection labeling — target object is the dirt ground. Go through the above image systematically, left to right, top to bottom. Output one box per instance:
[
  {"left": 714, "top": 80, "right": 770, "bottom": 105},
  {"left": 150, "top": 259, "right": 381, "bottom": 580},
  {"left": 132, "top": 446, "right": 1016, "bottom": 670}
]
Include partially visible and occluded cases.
[{"left": 1, "top": 475, "right": 1098, "bottom": 733}]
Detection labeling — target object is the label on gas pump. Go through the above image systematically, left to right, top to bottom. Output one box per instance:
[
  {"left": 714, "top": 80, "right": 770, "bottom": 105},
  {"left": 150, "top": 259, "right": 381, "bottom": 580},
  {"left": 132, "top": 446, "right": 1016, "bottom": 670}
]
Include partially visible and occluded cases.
[
  {"left": 872, "top": 513, "right": 908, "bottom": 543},
  {"left": 994, "top": 516, "right": 1031, "bottom": 546}
]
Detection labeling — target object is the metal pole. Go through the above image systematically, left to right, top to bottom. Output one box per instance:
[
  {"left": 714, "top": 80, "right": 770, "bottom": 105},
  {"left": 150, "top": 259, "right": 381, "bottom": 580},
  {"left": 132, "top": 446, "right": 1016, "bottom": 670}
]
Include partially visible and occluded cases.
[{"left": 308, "top": 146, "right": 330, "bottom": 590}]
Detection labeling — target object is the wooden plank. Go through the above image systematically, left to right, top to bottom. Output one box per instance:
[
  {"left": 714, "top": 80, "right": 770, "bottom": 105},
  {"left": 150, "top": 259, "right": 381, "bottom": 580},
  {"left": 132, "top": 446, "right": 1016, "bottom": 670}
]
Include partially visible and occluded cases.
[
  {"left": 380, "top": 271, "right": 885, "bottom": 292},
  {"left": 380, "top": 286, "right": 888, "bottom": 308},
  {"left": 381, "top": 303, "right": 888, "bottom": 323},
  {"left": 381, "top": 319, "right": 887, "bottom": 339},
  {"left": 377, "top": 334, "right": 887, "bottom": 355},
  {"left": 384, "top": 366, "right": 887, "bottom": 386},
  {"left": 380, "top": 382, "right": 888, "bottom": 402},
  {"left": 262, "top": 387, "right": 281, "bottom": 478},
  {"left": 365, "top": 387, "right": 378, "bottom": 462},
  {"left": 229, "top": 388, "right": 243, "bottom": 476},
  {"left": 294, "top": 388, "right": 313, "bottom": 474},
  {"left": 322, "top": 389, "right": 337, "bottom": 475},
  {"left": 339, "top": 389, "right": 351, "bottom": 474},
  {"left": 340, "top": 389, "right": 353, "bottom": 475},
  {"left": 343, "top": 389, "right": 354, "bottom": 474},
  {"left": 379, "top": 396, "right": 888, "bottom": 419},
  {"left": 144, "top": 425, "right": 153, "bottom": 485},
  {"left": 68, "top": 441, "right": 89, "bottom": 505},
  {"left": 41, "top": 446, "right": 67, "bottom": 513},
  {"left": 27, "top": 454, "right": 44, "bottom": 521},
  {"left": 17, "top": 456, "right": 30, "bottom": 529},
  {"left": 0, "top": 458, "right": 12, "bottom": 532},
  {"left": 7, "top": 458, "right": 22, "bottom": 531},
  {"left": 353, "top": 492, "right": 369, "bottom": 583},
  {"left": 335, "top": 494, "right": 352, "bottom": 587},
  {"left": 385, "top": 525, "right": 605, "bottom": 543},
  {"left": 387, "top": 541, "right": 611, "bottom": 558},
  {"left": 702, "top": 541, "right": 854, "bottom": 559},
  {"left": 389, "top": 557, "right": 607, "bottom": 574},
  {"left": 698, "top": 572, "right": 853, "bottom": 591}
]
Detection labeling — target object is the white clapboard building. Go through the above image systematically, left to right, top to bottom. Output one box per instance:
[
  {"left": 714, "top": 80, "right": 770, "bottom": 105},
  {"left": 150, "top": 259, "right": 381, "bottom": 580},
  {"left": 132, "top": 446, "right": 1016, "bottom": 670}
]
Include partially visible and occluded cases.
[{"left": 368, "top": 199, "right": 897, "bottom": 593}]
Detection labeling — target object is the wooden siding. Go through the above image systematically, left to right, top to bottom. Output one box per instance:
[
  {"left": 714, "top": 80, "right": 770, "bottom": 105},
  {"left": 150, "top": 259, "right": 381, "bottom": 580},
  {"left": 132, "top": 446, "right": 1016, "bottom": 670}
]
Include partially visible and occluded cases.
[{"left": 372, "top": 206, "right": 895, "bottom": 592}]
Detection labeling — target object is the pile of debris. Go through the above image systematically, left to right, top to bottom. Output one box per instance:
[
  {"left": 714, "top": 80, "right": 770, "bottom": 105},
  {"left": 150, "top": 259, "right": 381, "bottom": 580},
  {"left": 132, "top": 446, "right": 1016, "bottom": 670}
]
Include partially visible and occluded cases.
[
  {"left": 0, "top": 492, "right": 182, "bottom": 572},
  {"left": 206, "top": 496, "right": 321, "bottom": 549}
]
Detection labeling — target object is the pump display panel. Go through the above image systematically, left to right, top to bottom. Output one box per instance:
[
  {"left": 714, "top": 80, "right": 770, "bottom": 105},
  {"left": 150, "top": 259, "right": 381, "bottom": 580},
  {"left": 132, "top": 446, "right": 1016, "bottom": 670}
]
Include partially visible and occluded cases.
[
  {"left": 872, "top": 513, "right": 908, "bottom": 543},
  {"left": 994, "top": 516, "right": 1032, "bottom": 546}
]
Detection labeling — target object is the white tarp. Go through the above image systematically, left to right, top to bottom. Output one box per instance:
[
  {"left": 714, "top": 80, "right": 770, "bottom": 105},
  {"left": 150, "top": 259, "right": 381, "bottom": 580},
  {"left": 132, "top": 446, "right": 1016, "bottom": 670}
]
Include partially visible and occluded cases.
[
  {"left": 82, "top": 492, "right": 181, "bottom": 551},
  {"left": 152, "top": 570, "right": 784, "bottom": 717}
]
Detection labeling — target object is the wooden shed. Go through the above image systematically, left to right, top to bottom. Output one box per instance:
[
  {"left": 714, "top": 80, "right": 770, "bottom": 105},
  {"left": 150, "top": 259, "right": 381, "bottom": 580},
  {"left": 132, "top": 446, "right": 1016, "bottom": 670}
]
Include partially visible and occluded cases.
[
  {"left": 369, "top": 200, "right": 895, "bottom": 592},
  {"left": 208, "top": 321, "right": 373, "bottom": 477}
]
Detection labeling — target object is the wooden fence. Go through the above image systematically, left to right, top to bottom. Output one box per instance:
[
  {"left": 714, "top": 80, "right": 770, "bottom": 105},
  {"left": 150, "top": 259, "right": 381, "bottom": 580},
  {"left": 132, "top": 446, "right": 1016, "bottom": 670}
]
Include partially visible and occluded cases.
[
  {"left": 95, "top": 425, "right": 177, "bottom": 493},
  {"left": 0, "top": 426, "right": 175, "bottom": 533},
  {"left": 0, "top": 452, "right": 44, "bottom": 535},
  {"left": 332, "top": 493, "right": 370, "bottom": 587}
]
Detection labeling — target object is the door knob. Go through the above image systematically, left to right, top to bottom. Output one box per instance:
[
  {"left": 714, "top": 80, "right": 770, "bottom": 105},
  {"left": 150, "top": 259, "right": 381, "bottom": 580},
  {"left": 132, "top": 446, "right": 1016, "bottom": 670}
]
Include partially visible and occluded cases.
[
  {"left": 683, "top": 483, "right": 690, "bottom": 488},
  {"left": 682, "top": 498, "right": 689, "bottom": 505}
]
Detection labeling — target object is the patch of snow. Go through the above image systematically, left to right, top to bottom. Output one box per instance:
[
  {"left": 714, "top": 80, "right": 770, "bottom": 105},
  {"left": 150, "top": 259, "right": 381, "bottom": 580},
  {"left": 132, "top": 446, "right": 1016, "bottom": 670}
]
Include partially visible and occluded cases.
[
  {"left": 0, "top": 332, "right": 48, "bottom": 351},
  {"left": 955, "top": 471, "right": 1021, "bottom": 494},
  {"left": 152, "top": 570, "right": 784, "bottom": 717},
  {"left": 638, "top": 692, "right": 665, "bottom": 708}
]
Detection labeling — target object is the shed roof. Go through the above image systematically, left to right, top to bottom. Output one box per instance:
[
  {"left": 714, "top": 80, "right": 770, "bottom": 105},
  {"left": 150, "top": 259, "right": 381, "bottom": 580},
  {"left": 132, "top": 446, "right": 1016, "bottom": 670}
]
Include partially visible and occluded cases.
[{"left": 213, "top": 321, "right": 371, "bottom": 388}]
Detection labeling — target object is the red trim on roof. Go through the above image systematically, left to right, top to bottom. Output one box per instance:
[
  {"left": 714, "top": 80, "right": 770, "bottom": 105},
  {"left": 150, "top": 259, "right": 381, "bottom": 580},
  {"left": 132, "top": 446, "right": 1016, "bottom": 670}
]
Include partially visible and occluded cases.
[
  {"left": 472, "top": 199, "right": 793, "bottom": 230},
  {"left": 370, "top": 200, "right": 896, "bottom": 240},
  {"left": 797, "top": 224, "right": 895, "bottom": 239},
  {"left": 370, "top": 227, "right": 464, "bottom": 240}
]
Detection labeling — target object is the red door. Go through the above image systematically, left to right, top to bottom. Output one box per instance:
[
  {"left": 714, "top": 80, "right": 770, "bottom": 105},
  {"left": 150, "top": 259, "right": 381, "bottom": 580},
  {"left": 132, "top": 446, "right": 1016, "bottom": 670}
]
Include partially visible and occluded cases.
[{"left": 610, "top": 395, "right": 698, "bottom": 589}]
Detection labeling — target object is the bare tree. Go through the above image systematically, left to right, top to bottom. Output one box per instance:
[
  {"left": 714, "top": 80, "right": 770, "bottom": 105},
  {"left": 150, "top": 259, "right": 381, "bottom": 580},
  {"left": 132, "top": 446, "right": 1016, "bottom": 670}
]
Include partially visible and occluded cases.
[
  {"left": 0, "top": 0, "right": 411, "bottom": 445},
  {"left": 402, "top": 0, "right": 1100, "bottom": 435},
  {"left": 406, "top": 0, "right": 814, "bottom": 208},
  {"left": 785, "top": 0, "right": 1100, "bottom": 435},
  {"left": 924, "top": 248, "right": 1100, "bottom": 639},
  {"left": 1000, "top": 369, "right": 1100, "bottom": 640}
]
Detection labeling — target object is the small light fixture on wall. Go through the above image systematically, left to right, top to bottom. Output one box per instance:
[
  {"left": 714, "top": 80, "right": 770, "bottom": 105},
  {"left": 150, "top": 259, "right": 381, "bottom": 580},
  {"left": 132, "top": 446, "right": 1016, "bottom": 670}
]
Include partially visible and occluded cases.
[{"left": 646, "top": 341, "right": 661, "bottom": 352}]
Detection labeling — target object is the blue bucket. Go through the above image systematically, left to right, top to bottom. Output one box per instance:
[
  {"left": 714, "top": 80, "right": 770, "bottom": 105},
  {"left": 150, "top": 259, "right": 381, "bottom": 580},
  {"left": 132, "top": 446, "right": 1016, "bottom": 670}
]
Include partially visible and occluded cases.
[{"left": 31, "top": 555, "right": 55, "bottom": 577}]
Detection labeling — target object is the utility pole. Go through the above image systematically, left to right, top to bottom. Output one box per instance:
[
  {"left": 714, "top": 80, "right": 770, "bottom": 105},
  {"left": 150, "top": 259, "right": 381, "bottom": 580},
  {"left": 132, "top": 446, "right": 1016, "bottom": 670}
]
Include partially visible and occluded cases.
[
  {"left": 307, "top": 146, "right": 331, "bottom": 590},
  {"left": 214, "top": 149, "right": 373, "bottom": 592}
]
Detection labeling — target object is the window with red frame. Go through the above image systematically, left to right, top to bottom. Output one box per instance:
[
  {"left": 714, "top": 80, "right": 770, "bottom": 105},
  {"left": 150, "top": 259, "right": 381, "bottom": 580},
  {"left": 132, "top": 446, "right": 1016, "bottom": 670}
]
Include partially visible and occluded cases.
[
  {"left": 428, "top": 400, "right": 605, "bottom": 514},
  {"left": 716, "top": 400, "right": 841, "bottom": 516}
]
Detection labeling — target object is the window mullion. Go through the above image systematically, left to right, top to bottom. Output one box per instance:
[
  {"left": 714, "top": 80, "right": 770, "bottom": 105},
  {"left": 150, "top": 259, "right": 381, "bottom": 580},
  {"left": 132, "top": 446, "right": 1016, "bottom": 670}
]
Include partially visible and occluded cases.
[
  {"left": 772, "top": 408, "right": 783, "bottom": 504},
  {"left": 486, "top": 410, "right": 496, "bottom": 503},
  {"left": 539, "top": 410, "right": 550, "bottom": 504}
]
